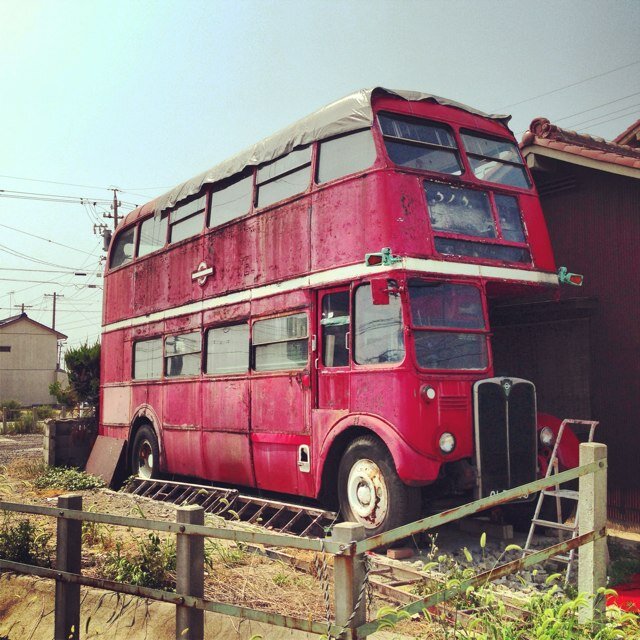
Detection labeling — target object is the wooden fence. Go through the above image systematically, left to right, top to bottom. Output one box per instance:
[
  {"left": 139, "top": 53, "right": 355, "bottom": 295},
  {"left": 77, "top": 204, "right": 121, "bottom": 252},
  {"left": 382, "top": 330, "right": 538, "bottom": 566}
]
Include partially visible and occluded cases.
[{"left": 0, "top": 442, "right": 607, "bottom": 639}]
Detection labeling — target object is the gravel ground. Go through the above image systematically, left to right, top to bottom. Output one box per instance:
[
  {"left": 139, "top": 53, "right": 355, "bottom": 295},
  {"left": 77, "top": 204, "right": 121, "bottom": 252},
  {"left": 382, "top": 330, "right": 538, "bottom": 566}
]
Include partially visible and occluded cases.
[{"left": 0, "top": 433, "right": 44, "bottom": 466}]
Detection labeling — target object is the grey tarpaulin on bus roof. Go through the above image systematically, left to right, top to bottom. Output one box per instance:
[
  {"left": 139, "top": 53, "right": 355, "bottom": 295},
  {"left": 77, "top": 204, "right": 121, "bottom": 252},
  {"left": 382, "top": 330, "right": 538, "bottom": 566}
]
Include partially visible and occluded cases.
[{"left": 153, "top": 87, "right": 511, "bottom": 216}]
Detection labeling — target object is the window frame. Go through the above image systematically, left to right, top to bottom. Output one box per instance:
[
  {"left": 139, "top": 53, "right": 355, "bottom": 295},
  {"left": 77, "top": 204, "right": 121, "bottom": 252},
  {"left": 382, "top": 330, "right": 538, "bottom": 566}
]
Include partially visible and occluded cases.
[
  {"left": 377, "top": 111, "right": 464, "bottom": 176},
  {"left": 315, "top": 128, "right": 377, "bottom": 185},
  {"left": 460, "top": 130, "right": 531, "bottom": 189},
  {"left": 255, "top": 146, "right": 312, "bottom": 209},
  {"left": 208, "top": 170, "right": 254, "bottom": 230},
  {"left": 423, "top": 180, "right": 531, "bottom": 264},
  {"left": 168, "top": 194, "right": 207, "bottom": 244},
  {"left": 137, "top": 212, "right": 168, "bottom": 259},
  {"left": 109, "top": 225, "right": 137, "bottom": 270},
  {"left": 407, "top": 279, "right": 490, "bottom": 372},
  {"left": 353, "top": 281, "right": 406, "bottom": 367},
  {"left": 251, "top": 312, "right": 309, "bottom": 372},
  {"left": 205, "top": 322, "right": 250, "bottom": 375},
  {"left": 164, "top": 331, "right": 203, "bottom": 378},
  {"left": 132, "top": 337, "right": 164, "bottom": 381}
]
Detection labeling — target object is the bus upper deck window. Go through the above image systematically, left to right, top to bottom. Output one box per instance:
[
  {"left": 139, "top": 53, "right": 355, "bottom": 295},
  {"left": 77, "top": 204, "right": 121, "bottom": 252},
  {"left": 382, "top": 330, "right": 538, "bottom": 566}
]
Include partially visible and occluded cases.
[
  {"left": 378, "top": 113, "right": 462, "bottom": 175},
  {"left": 317, "top": 129, "right": 376, "bottom": 184},
  {"left": 461, "top": 132, "right": 530, "bottom": 188},
  {"left": 256, "top": 147, "right": 311, "bottom": 209},
  {"left": 209, "top": 174, "right": 253, "bottom": 228},
  {"left": 169, "top": 195, "right": 206, "bottom": 244},
  {"left": 138, "top": 214, "right": 168, "bottom": 258},
  {"left": 109, "top": 227, "right": 136, "bottom": 269}
]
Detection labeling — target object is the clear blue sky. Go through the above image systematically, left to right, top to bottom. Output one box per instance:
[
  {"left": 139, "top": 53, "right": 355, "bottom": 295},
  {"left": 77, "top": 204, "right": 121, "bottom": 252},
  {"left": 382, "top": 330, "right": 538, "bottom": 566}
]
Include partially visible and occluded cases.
[{"left": 1, "top": 0, "right": 638, "bottom": 352}]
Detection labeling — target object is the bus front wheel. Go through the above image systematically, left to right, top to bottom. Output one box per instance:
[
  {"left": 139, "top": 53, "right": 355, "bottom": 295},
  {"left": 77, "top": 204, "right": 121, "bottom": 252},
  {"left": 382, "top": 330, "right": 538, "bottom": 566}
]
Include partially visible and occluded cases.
[
  {"left": 131, "top": 425, "right": 159, "bottom": 480},
  {"left": 338, "top": 436, "right": 419, "bottom": 537}
]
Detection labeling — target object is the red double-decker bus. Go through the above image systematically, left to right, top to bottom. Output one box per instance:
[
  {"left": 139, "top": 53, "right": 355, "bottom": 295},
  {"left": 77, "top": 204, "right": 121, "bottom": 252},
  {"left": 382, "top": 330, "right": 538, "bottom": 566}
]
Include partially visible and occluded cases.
[{"left": 100, "top": 88, "right": 574, "bottom": 535}]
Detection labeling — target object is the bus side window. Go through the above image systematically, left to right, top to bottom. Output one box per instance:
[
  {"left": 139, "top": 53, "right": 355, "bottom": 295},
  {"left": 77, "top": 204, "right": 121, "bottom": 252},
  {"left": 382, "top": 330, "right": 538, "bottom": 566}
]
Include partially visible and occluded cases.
[
  {"left": 316, "top": 129, "right": 376, "bottom": 184},
  {"left": 256, "top": 147, "right": 311, "bottom": 209},
  {"left": 209, "top": 173, "right": 253, "bottom": 229},
  {"left": 169, "top": 194, "right": 206, "bottom": 243},
  {"left": 138, "top": 214, "right": 168, "bottom": 257},
  {"left": 110, "top": 226, "right": 136, "bottom": 269},
  {"left": 354, "top": 283, "right": 405, "bottom": 365},
  {"left": 321, "top": 291, "right": 350, "bottom": 367},
  {"left": 252, "top": 313, "right": 308, "bottom": 371},
  {"left": 206, "top": 324, "right": 249, "bottom": 374},
  {"left": 165, "top": 332, "right": 202, "bottom": 377},
  {"left": 133, "top": 338, "right": 163, "bottom": 380}
]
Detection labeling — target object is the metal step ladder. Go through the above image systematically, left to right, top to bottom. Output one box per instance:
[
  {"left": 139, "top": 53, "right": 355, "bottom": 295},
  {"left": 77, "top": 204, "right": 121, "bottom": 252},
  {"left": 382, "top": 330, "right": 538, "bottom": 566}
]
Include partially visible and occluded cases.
[{"left": 523, "top": 419, "right": 599, "bottom": 583}]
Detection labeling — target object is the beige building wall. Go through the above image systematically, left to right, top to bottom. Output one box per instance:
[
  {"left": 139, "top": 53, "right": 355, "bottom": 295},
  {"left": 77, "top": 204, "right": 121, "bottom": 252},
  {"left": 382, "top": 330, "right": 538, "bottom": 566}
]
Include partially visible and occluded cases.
[{"left": 0, "top": 318, "right": 62, "bottom": 405}]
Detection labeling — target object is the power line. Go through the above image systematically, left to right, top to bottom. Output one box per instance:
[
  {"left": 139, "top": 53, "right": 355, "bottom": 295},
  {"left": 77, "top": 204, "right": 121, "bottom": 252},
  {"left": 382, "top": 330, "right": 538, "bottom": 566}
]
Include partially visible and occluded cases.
[
  {"left": 496, "top": 60, "right": 640, "bottom": 110},
  {"left": 554, "top": 92, "right": 640, "bottom": 123},
  {"left": 564, "top": 104, "right": 640, "bottom": 130},
  {"left": 576, "top": 111, "right": 640, "bottom": 133},
  {"left": 0, "top": 174, "right": 113, "bottom": 191},
  {"left": 0, "top": 222, "right": 98, "bottom": 256},
  {"left": 0, "top": 267, "right": 96, "bottom": 275},
  {"left": 0, "top": 277, "right": 102, "bottom": 287}
]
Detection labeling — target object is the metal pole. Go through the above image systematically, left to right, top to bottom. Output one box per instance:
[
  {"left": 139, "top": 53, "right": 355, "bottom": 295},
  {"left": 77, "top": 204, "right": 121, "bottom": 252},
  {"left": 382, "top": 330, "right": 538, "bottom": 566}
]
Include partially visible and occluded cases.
[
  {"left": 578, "top": 443, "right": 607, "bottom": 624},
  {"left": 55, "top": 494, "right": 82, "bottom": 640},
  {"left": 176, "top": 505, "right": 205, "bottom": 640},
  {"left": 332, "top": 522, "right": 366, "bottom": 640}
]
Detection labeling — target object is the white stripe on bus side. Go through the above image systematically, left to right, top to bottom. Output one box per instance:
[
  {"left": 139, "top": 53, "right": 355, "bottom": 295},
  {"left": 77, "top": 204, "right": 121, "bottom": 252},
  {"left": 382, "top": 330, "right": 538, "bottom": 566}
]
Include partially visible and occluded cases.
[{"left": 101, "top": 258, "right": 559, "bottom": 334}]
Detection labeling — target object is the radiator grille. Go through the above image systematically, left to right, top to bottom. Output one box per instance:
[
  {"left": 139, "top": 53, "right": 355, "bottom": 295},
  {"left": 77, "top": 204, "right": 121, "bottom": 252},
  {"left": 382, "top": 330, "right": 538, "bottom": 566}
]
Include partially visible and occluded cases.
[{"left": 474, "top": 377, "right": 537, "bottom": 498}]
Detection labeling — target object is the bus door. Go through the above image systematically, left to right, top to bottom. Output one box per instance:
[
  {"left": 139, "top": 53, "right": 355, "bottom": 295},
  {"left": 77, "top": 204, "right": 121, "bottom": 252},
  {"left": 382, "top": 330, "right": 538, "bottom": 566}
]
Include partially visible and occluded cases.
[
  {"left": 316, "top": 287, "right": 351, "bottom": 410},
  {"left": 250, "top": 311, "right": 314, "bottom": 495}
]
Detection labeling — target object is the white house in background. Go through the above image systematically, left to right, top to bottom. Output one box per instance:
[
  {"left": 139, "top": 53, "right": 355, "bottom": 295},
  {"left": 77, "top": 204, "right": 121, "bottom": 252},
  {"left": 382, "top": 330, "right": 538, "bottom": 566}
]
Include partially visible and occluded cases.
[{"left": 0, "top": 312, "right": 68, "bottom": 406}]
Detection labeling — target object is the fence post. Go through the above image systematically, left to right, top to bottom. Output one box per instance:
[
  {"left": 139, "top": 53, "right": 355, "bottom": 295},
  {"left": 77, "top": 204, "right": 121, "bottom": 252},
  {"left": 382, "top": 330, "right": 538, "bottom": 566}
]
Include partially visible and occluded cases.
[
  {"left": 1, "top": 407, "right": 4, "bottom": 434},
  {"left": 578, "top": 442, "right": 607, "bottom": 625},
  {"left": 55, "top": 494, "right": 82, "bottom": 640},
  {"left": 176, "top": 505, "right": 205, "bottom": 640},
  {"left": 332, "top": 522, "right": 366, "bottom": 640}
]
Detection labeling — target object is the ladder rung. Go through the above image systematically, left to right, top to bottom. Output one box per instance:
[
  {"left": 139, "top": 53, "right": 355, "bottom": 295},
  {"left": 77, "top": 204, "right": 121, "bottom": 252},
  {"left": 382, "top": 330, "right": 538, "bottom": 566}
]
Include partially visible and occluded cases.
[
  {"left": 542, "top": 489, "right": 579, "bottom": 500},
  {"left": 532, "top": 519, "right": 575, "bottom": 531},
  {"left": 553, "top": 554, "right": 572, "bottom": 562}
]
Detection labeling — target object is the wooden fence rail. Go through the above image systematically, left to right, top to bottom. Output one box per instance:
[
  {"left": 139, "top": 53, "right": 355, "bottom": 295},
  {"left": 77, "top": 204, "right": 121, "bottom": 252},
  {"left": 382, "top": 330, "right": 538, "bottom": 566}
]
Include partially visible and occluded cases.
[{"left": 0, "top": 443, "right": 607, "bottom": 639}]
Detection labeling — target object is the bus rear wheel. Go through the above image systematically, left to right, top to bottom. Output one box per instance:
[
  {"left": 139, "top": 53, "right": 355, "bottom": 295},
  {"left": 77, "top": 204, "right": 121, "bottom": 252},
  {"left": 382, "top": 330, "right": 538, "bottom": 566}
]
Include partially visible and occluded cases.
[
  {"left": 131, "top": 425, "right": 159, "bottom": 479},
  {"left": 338, "top": 436, "right": 419, "bottom": 537}
]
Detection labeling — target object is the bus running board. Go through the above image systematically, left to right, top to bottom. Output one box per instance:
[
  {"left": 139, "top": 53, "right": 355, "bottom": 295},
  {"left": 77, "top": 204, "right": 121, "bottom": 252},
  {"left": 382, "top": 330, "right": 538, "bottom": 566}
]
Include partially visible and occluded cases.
[{"left": 124, "top": 477, "right": 338, "bottom": 538}]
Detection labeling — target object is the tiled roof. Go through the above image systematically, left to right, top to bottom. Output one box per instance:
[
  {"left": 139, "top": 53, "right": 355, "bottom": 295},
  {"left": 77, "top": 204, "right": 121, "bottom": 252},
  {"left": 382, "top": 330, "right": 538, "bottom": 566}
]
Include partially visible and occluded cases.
[
  {"left": 521, "top": 118, "right": 640, "bottom": 171},
  {"left": 613, "top": 118, "right": 640, "bottom": 148},
  {"left": 0, "top": 313, "right": 25, "bottom": 327}
]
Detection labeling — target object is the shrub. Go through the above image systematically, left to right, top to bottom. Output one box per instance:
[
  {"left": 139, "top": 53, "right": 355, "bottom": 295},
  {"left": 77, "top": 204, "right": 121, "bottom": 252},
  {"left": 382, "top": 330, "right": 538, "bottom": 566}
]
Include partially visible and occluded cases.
[
  {"left": 0, "top": 400, "right": 21, "bottom": 412},
  {"left": 34, "top": 466, "right": 105, "bottom": 491},
  {"left": 0, "top": 517, "right": 52, "bottom": 567},
  {"left": 101, "top": 533, "right": 176, "bottom": 590}
]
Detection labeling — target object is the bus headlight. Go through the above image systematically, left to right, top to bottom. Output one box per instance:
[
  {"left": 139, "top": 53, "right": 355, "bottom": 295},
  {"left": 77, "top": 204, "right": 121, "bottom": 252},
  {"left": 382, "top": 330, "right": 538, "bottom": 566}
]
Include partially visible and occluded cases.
[
  {"left": 539, "top": 427, "right": 554, "bottom": 447},
  {"left": 439, "top": 432, "right": 456, "bottom": 454}
]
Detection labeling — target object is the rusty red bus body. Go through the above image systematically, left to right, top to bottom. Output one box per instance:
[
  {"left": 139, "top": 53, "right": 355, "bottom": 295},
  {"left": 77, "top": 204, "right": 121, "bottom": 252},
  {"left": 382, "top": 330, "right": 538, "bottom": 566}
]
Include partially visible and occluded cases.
[{"left": 100, "top": 89, "right": 565, "bottom": 533}]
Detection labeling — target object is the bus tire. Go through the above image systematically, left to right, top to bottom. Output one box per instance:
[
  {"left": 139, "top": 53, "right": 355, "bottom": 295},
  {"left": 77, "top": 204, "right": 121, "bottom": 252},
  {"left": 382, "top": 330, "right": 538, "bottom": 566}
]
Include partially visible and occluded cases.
[
  {"left": 131, "top": 425, "right": 159, "bottom": 480},
  {"left": 338, "top": 436, "right": 419, "bottom": 537}
]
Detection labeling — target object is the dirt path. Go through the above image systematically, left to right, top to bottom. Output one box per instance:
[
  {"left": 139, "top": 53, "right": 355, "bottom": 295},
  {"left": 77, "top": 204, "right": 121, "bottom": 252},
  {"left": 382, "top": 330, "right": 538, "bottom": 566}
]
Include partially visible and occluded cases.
[{"left": 0, "top": 434, "right": 43, "bottom": 466}]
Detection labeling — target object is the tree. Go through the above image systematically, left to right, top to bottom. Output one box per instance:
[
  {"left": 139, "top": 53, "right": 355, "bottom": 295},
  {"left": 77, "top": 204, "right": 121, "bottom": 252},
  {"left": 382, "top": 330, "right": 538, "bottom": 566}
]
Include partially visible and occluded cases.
[{"left": 49, "top": 341, "right": 101, "bottom": 413}]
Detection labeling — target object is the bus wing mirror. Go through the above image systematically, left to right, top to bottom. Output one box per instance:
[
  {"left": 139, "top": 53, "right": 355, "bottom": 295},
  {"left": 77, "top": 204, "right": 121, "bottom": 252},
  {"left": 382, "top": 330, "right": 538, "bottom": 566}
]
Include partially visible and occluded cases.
[{"left": 370, "top": 278, "right": 390, "bottom": 305}]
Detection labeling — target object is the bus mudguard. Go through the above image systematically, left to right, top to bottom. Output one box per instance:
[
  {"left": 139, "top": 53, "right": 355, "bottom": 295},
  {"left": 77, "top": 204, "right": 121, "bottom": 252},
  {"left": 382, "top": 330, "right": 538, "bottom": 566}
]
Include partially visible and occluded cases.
[{"left": 317, "top": 413, "right": 441, "bottom": 490}]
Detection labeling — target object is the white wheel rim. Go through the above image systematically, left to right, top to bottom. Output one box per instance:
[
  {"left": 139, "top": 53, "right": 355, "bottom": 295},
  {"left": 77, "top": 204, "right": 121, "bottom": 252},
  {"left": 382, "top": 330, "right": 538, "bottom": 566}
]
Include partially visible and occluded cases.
[
  {"left": 138, "top": 441, "right": 154, "bottom": 479},
  {"left": 346, "top": 458, "right": 388, "bottom": 528}
]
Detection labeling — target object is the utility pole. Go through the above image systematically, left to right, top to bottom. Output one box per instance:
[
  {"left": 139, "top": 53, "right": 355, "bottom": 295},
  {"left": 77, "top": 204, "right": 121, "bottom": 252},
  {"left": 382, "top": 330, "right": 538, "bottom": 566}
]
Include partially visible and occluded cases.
[
  {"left": 103, "top": 188, "right": 121, "bottom": 230},
  {"left": 44, "top": 292, "right": 64, "bottom": 331},
  {"left": 19, "top": 303, "right": 33, "bottom": 315}
]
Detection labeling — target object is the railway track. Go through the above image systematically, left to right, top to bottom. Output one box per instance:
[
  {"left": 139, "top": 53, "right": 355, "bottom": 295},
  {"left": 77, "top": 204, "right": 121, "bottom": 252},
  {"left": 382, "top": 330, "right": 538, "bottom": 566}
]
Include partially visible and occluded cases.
[{"left": 125, "top": 477, "right": 338, "bottom": 537}]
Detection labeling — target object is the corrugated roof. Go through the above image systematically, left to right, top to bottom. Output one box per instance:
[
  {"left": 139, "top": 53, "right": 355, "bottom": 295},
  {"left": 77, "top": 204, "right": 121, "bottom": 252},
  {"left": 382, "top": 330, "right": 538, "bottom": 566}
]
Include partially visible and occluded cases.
[{"left": 521, "top": 117, "right": 640, "bottom": 171}]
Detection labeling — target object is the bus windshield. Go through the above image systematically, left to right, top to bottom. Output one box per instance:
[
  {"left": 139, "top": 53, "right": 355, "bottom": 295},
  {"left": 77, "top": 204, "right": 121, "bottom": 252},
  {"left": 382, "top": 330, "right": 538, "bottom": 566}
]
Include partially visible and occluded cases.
[{"left": 408, "top": 280, "right": 488, "bottom": 370}]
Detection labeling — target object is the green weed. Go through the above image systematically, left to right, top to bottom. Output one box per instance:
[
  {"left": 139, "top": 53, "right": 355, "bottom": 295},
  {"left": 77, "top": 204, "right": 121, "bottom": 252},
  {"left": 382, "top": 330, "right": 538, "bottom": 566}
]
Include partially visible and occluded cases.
[
  {"left": 34, "top": 466, "right": 104, "bottom": 491},
  {"left": 0, "top": 517, "right": 52, "bottom": 567},
  {"left": 101, "top": 533, "right": 176, "bottom": 590}
]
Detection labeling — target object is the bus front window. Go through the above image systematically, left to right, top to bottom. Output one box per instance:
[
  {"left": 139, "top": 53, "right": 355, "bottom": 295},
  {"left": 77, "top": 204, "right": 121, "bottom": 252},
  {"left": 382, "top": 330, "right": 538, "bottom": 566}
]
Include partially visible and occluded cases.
[{"left": 409, "top": 280, "right": 488, "bottom": 370}]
